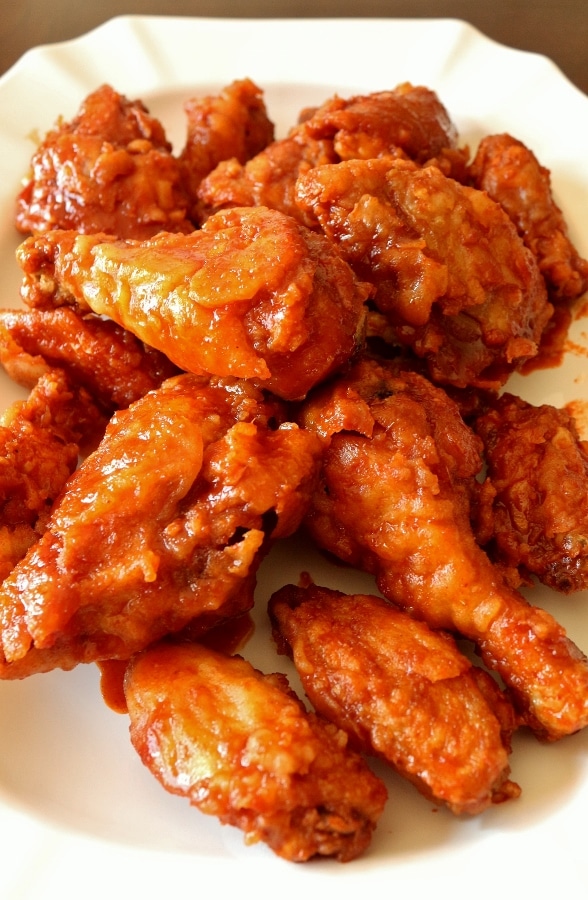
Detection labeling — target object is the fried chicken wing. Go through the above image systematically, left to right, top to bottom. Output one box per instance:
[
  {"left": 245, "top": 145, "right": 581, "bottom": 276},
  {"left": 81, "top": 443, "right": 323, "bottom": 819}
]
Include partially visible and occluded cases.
[
  {"left": 179, "top": 78, "right": 274, "bottom": 220},
  {"left": 303, "top": 82, "right": 469, "bottom": 179},
  {"left": 197, "top": 83, "right": 468, "bottom": 226},
  {"left": 15, "top": 84, "right": 193, "bottom": 239},
  {"left": 196, "top": 129, "right": 338, "bottom": 227},
  {"left": 469, "top": 133, "right": 588, "bottom": 303},
  {"left": 296, "top": 157, "right": 552, "bottom": 389},
  {"left": 16, "top": 207, "right": 369, "bottom": 401},
  {"left": 0, "top": 308, "right": 179, "bottom": 414},
  {"left": 299, "top": 357, "right": 588, "bottom": 740},
  {"left": 0, "top": 369, "right": 104, "bottom": 580},
  {"left": 0, "top": 373, "right": 322, "bottom": 678},
  {"left": 473, "top": 392, "right": 588, "bottom": 592},
  {"left": 269, "top": 583, "right": 519, "bottom": 815},
  {"left": 124, "top": 641, "right": 387, "bottom": 862}
]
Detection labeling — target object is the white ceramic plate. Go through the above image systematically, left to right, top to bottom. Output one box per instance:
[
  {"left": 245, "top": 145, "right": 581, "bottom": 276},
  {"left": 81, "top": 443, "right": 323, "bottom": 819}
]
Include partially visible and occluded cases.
[{"left": 1, "top": 16, "right": 588, "bottom": 899}]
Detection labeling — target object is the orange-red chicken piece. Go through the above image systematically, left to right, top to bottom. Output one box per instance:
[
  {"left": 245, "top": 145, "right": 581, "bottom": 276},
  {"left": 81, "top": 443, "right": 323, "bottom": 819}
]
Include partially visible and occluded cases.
[
  {"left": 15, "top": 84, "right": 193, "bottom": 239},
  {"left": 16, "top": 206, "right": 370, "bottom": 401},
  {"left": 299, "top": 356, "right": 588, "bottom": 740},
  {"left": 0, "top": 373, "right": 322, "bottom": 678},
  {"left": 269, "top": 583, "right": 520, "bottom": 815},
  {"left": 124, "top": 641, "right": 388, "bottom": 862}
]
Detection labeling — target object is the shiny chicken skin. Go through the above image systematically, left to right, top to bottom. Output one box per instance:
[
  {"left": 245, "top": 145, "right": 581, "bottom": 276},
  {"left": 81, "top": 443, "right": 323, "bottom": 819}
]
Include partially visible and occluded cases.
[
  {"left": 179, "top": 78, "right": 275, "bottom": 221},
  {"left": 197, "top": 82, "right": 469, "bottom": 227},
  {"left": 303, "top": 82, "right": 470, "bottom": 180},
  {"left": 15, "top": 84, "right": 193, "bottom": 239},
  {"left": 469, "top": 133, "right": 588, "bottom": 304},
  {"left": 296, "top": 157, "right": 552, "bottom": 390},
  {"left": 16, "top": 206, "right": 370, "bottom": 401},
  {"left": 0, "top": 307, "right": 179, "bottom": 415},
  {"left": 299, "top": 357, "right": 588, "bottom": 740},
  {"left": 0, "top": 369, "right": 103, "bottom": 581},
  {"left": 0, "top": 373, "right": 323, "bottom": 678},
  {"left": 473, "top": 392, "right": 588, "bottom": 593},
  {"left": 269, "top": 583, "right": 520, "bottom": 815},
  {"left": 125, "top": 642, "right": 387, "bottom": 862}
]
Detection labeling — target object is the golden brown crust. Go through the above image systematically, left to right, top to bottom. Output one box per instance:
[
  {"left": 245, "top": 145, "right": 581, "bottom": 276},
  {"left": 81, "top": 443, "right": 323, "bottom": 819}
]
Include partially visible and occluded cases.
[
  {"left": 15, "top": 84, "right": 193, "bottom": 239},
  {"left": 296, "top": 156, "right": 552, "bottom": 389},
  {"left": 15, "top": 207, "right": 370, "bottom": 400},
  {"left": 299, "top": 356, "right": 588, "bottom": 740},
  {"left": 0, "top": 373, "right": 322, "bottom": 677},
  {"left": 269, "top": 582, "right": 520, "bottom": 815},
  {"left": 124, "top": 641, "right": 387, "bottom": 862}
]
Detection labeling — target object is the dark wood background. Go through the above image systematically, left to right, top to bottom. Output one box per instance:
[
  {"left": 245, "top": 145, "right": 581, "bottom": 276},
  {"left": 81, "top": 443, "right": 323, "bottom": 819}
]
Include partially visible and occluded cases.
[{"left": 1, "top": 0, "right": 587, "bottom": 95}]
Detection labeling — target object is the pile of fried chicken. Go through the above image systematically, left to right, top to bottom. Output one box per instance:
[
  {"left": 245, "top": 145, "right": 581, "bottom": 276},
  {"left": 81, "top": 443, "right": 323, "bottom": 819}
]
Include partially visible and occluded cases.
[{"left": 1, "top": 78, "right": 588, "bottom": 863}]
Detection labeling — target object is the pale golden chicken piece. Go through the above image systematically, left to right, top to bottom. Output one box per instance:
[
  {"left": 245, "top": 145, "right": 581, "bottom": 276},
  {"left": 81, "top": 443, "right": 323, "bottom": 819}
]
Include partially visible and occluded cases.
[
  {"left": 179, "top": 78, "right": 275, "bottom": 220},
  {"left": 197, "top": 83, "right": 468, "bottom": 226},
  {"left": 15, "top": 84, "right": 193, "bottom": 239},
  {"left": 469, "top": 133, "right": 588, "bottom": 303},
  {"left": 296, "top": 157, "right": 552, "bottom": 390},
  {"left": 16, "top": 206, "right": 370, "bottom": 401},
  {"left": 0, "top": 308, "right": 179, "bottom": 415},
  {"left": 299, "top": 357, "right": 588, "bottom": 741},
  {"left": 0, "top": 368, "right": 105, "bottom": 581},
  {"left": 0, "top": 373, "right": 323, "bottom": 678},
  {"left": 473, "top": 392, "right": 588, "bottom": 593},
  {"left": 269, "top": 583, "right": 520, "bottom": 815},
  {"left": 124, "top": 641, "right": 388, "bottom": 862}
]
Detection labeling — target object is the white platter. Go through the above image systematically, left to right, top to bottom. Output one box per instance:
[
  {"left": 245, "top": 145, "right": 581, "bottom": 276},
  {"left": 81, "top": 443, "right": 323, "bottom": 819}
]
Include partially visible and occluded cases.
[{"left": 1, "top": 15, "right": 588, "bottom": 899}]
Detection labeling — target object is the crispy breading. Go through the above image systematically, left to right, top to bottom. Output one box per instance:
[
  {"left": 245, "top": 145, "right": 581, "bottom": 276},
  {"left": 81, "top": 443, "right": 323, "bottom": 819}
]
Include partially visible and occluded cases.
[
  {"left": 179, "top": 78, "right": 274, "bottom": 220},
  {"left": 15, "top": 84, "right": 193, "bottom": 239},
  {"left": 469, "top": 133, "right": 588, "bottom": 303},
  {"left": 296, "top": 156, "right": 553, "bottom": 389},
  {"left": 15, "top": 207, "right": 370, "bottom": 401},
  {"left": 299, "top": 356, "right": 588, "bottom": 740},
  {"left": 0, "top": 373, "right": 322, "bottom": 678},
  {"left": 473, "top": 392, "right": 588, "bottom": 592},
  {"left": 269, "top": 582, "right": 520, "bottom": 815},
  {"left": 124, "top": 641, "right": 387, "bottom": 862}
]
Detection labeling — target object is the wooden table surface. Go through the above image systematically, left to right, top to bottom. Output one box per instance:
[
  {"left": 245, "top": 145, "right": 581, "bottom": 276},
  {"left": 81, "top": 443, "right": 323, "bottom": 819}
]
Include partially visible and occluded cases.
[{"left": 1, "top": 0, "right": 587, "bottom": 96}]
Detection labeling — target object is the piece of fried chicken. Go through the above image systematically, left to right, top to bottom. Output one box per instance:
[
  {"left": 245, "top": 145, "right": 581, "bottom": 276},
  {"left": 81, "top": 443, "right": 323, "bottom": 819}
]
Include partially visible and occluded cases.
[
  {"left": 179, "top": 78, "right": 275, "bottom": 221},
  {"left": 197, "top": 83, "right": 468, "bottom": 226},
  {"left": 15, "top": 84, "right": 193, "bottom": 239},
  {"left": 469, "top": 133, "right": 588, "bottom": 304},
  {"left": 296, "top": 156, "right": 552, "bottom": 390},
  {"left": 16, "top": 207, "right": 369, "bottom": 401},
  {"left": 0, "top": 307, "right": 179, "bottom": 416},
  {"left": 299, "top": 357, "right": 588, "bottom": 740},
  {"left": 0, "top": 368, "right": 105, "bottom": 581},
  {"left": 0, "top": 373, "right": 322, "bottom": 678},
  {"left": 472, "top": 392, "right": 588, "bottom": 593},
  {"left": 269, "top": 583, "right": 520, "bottom": 815},
  {"left": 124, "top": 641, "right": 387, "bottom": 862}
]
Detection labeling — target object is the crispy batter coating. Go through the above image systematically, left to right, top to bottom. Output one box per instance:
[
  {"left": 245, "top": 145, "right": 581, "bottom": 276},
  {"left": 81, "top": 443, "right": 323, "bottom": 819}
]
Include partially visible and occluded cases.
[
  {"left": 179, "top": 78, "right": 275, "bottom": 220},
  {"left": 303, "top": 82, "right": 470, "bottom": 179},
  {"left": 197, "top": 83, "right": 469, "bottom": 226},
  {"left": 15, "top": 84, "right": 193, "bottom": 239},
  {"left": 196, "top": 128, "right": 338, "bottom": 227},
  {"left": 469, "top": 133, "right": 588, "bottom": 303},
  {"left": 296, "top": 157, "right": 552, "bottom": 389},
  {"left": 16, "top": 207, "right": 369, "bottom": 401},
  {"left": 0, "top": 308, "right": 179, "bottom": 414},
  {"left": 299, "top": 357, "right": 588, "bottom": 740},
  {"left": 0, "top": 369, "right": 104, "bottom": 580},
  {"left": 0, "top": 373, "right": 322, "bottom": 678},
  {"left": 473, "top": 392, "right": 588, "bottom": 593},
  {"left": 269, "top": 583, "right": 520, "bottom": 815},
  {"left": 124, "top": 641, "right": 387, "bottom": 862}
]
